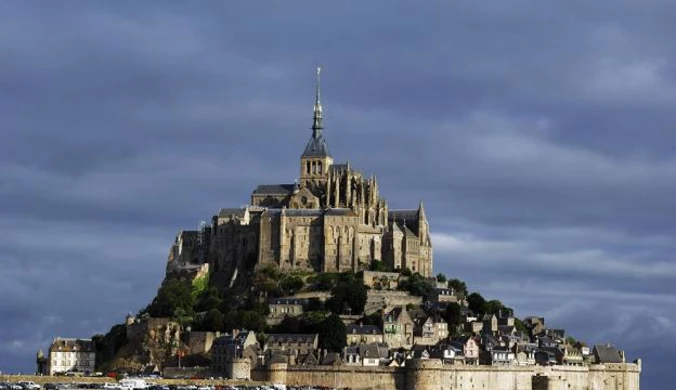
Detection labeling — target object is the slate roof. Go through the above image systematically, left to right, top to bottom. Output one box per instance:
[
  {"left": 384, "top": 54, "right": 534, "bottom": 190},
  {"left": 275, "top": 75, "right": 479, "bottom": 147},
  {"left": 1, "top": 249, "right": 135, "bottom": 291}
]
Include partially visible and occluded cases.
[
  {"left": 302, "top": 134, "right": 331, "bottom": 157},
  {"left": 252, "top": 184, "right": 296, "bottom": 195},
  {"left": 218, "top": 208, "right": 247, "bottom": 218},
  {"left": 326, "top": 208, "right": 356, "bottom": 216},
  {"left": 284, "top": 209, "right": 324, "bottom": 217},
  {"left": 269, "top": 298, "right": 308, "bottom": 305},
  {"left": 346, "top": 324, "right": 382, "bottom": 335},
  {"left": 266, "top": 333, "right": 318, "bottom": 344},
  {"left": 50, "top": 338, "right": 94, "bottom": 353},
  {"left": 359, "top": 343, "right": 383, "bottom": 359},
  {"left": 594, "top": 344, "right": 623, "bottom": 363},
  {"left": 321, "top": 352, "right": 343, "bottom": 365}
]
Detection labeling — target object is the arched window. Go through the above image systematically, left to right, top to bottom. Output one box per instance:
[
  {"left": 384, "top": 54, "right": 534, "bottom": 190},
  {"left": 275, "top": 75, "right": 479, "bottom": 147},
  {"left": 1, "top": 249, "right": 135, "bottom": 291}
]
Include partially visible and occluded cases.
[
  {"left": 306, "top": 161, "right": 311, "bottom": 174},
  {"left": 317, "top": 161, "right": 323, "bottom": 174}
]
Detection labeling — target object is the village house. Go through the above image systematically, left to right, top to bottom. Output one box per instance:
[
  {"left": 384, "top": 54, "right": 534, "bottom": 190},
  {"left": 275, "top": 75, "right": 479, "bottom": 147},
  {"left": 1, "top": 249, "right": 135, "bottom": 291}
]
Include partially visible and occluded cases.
[
  {"left": 433, "top": 287, "right": 459, "bottom": 304},
  {"left": 268, "top": 298, "right": 307, "bottom": 318},
  {"left": 383, "top": 306, "right": 415, "bottom": 348},
  {"left": 482, "top": 314, "right": 498, "bottom": 334},
  {"left": 414, "top": 316, "right": 448, "bottom": 345},
  {"left": 346, "top": 324, "right": 384, "bottom": 345},
  {"left": 211, "top": 330, "right": 259, "bottom": 372},
  {"left": 265, "top": 333, "right": 319, "bottom": 356},
  {"left": 450, "top": 337, "right": 480, "bottom": 365},
  {"left": 42, "top": 338, "right": 95, "bottom": 376},
  {"left": 593, "top": 344, "right": 625, "bottom": 364},
  {"left": 480, "top": 346, "right": 515, "bottom": 365}
]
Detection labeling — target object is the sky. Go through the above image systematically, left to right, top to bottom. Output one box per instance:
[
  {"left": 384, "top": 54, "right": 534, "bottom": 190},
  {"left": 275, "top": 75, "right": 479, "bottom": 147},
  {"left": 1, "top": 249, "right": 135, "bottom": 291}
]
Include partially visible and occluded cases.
[{"left": 0, "top": 1, "right": 674, "bottom": 388}]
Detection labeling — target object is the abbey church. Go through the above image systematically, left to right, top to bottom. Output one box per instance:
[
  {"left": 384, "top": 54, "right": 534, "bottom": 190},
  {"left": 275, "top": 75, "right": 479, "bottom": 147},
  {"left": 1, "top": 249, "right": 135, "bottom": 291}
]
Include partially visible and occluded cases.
[{"left": 168, "top": 69, "right": 433, "bottom": 282}]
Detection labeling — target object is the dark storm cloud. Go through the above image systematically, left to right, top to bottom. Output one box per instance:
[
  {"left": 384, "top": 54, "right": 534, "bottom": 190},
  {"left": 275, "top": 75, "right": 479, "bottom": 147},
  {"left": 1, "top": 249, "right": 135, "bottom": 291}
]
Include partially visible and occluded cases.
[{"left": 1, "top": 1, "right": 674, "bottom": 388}]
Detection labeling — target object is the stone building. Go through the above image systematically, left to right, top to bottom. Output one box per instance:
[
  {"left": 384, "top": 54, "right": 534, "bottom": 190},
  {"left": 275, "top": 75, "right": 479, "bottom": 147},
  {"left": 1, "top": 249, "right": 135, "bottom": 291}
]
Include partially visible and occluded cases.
[
  {"left": 167, "top": 69, "right": 433, "bottom": 285},
  {"left": 42, "top": 338, "right": 95, "bottom": 375}
]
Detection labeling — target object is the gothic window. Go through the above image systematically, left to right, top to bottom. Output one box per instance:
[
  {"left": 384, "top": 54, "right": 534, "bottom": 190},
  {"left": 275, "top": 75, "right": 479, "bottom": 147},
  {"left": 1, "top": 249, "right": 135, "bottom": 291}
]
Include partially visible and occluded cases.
[
  {"left": 306, "top": 161, "right": 311, "bottom": 175},
  {"left": 318, "top": 161, "right": 323, "bottom": 173}
]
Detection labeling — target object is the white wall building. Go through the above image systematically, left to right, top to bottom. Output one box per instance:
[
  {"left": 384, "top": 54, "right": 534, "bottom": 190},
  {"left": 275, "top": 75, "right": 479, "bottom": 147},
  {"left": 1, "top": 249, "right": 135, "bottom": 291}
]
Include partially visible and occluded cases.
[{"left": 46, "top": 338, "right": 96, "bottom": 375}]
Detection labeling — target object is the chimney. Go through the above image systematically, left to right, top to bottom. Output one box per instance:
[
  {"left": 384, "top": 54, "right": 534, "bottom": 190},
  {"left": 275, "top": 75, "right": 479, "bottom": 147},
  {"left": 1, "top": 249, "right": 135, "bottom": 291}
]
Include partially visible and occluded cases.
[{"left": 619, "top": 350, "right": 626, "bottom": 363}]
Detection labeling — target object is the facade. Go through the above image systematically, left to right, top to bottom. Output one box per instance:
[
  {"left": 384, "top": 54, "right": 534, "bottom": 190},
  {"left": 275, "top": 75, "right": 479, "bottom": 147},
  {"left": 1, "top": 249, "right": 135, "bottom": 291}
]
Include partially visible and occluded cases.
[
  {"left": 168, "top": 69, "right": 433, "bottom": 285},
  {"left": 269, "top": 298, "right": 307, "bottom": 318},
  {"left": 383, "top": 306, "right": 415, "bottom": 349},
  {"left": 414, "top": 316, "right": 448, "bottom": 345},
  {"left": 346, "top": 324, "right": 384, "bottom": 346},
  {"left": 211, "top": 330, "right": 258, "bottom": 373},
  {"left": 264, "top": 333, "right": 319, "bottom": 356},
  {"left": 44, "top": 338, "right": 95, "bottom": 375}
]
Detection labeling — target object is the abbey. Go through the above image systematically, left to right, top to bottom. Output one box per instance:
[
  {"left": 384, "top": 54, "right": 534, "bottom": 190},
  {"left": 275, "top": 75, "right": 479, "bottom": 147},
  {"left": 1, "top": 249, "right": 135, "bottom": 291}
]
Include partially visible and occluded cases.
[{"left": 169, "top": 69, "right": 432, "bottom": 280}]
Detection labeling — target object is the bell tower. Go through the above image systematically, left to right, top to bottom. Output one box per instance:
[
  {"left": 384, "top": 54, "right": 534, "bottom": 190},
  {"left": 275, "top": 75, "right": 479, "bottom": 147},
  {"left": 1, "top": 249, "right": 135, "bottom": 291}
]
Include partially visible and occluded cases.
[{"left": 300, "top": 66, "right": 333, "bottom": 187}]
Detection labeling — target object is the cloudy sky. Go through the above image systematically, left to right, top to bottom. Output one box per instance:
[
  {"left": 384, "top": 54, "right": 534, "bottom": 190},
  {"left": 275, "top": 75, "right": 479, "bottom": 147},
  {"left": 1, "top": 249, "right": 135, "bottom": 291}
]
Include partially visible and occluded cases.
[{"left": 1, "top": 1, "right": 674, "bottom": 387}]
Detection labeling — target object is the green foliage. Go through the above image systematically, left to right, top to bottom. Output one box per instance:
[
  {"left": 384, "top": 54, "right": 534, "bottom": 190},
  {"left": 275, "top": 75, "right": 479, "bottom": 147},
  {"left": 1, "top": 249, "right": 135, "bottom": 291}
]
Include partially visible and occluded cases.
[
  {"left": 370, "top": 260, "right": 390, "bottom": 272},
  {"left": 259, "top": 264, "right": 281, "bottom": 280},
  {"left": 400, "top": 268, "right": 412, "bottom": 277},
  {"left": 308, "top": 273, "right": 340, "bottom": 291},
  {"left": 398, "top": 273, "right": 436, "bottom": 299},
  {"left": 436, "top": 273, "right": 447, "bottom": 283},
  {"left": 191, "top": 274, "right": 209, "bottom": 301},
  {"left": 279, "top": 275, "right": 305, "bottom": 295},
  {"left": 326, "top": 275, "right": 368, "bottom": 315},
  {"left": 149, "top": 279, "right": 194, "bottom": 318},
  {"left": 447, "top": 279, "right": 468, "bottom": 298},
  {"left": 195, "top": 287, "right": 223, "bottom": 313},
  {"left": 466, "top": 292, "right": 487, "bottom": 315},
  {"left": 306, "top": 297, "right": 325, "bottom": 312},
  {"left": 485, "top": 299, "right": 512, "bottom": 316},
  {"left": 443, "top": 302, "right": 463, "bottom": 336},
  {"left": 201, "top": 308, "right": 224, "bottom": 332},
  {"left": 236, "top": 310, "right": 268, "bottom": 332},
  {"left": 361, "top": 310, "right": 384, "bottom": 329},
  {"left": 272, "top": 312, "right": 326, "bottom": 334},
  {"left": 317, "top": 314, "right": 347, "bottom": 352},
  {"left": 515, "top": 318, "right": 528, "bottom": 334}
]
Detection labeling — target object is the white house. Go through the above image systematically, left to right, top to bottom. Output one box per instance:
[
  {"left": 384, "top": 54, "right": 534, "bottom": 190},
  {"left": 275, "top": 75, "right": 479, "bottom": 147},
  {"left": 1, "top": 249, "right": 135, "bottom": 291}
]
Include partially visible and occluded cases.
[{"left": 45, "top": 338, "right": 96, "bottom": 375}]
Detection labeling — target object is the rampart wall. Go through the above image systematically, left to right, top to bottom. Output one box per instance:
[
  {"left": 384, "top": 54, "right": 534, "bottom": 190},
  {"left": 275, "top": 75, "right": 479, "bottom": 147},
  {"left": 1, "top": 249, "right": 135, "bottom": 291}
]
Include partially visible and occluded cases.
[{"left": 253, "top": 359, "right": 641, "bottom": 390}]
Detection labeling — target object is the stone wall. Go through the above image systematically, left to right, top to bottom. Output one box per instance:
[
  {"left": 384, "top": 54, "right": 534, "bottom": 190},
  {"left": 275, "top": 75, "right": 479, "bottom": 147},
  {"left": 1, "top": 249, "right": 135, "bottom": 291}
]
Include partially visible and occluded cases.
[
  {"left": 365, "top": 290, "right": 422, "bottom": 314},
  {"left": 183, "top": 331, "right": 216, "bottom": 355},
  {"left": 252, "top": 359, "right": 641, "bottom": 390},
  {"left": 286, "top": 365, "right": 403, "bottom": 390}
]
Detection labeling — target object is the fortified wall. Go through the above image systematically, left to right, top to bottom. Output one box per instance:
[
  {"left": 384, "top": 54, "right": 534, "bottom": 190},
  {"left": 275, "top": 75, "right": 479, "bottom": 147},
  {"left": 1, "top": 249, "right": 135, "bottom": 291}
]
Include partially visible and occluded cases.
[{"left": 253, "top": 359, "right": 641, "bottom": 390}]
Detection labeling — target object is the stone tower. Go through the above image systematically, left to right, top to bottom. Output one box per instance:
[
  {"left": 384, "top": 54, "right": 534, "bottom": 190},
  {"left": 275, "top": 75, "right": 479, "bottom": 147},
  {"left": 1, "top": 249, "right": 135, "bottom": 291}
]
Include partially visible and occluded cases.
[{"left": 300, "top": 67, "right": 334, "bottom": 190}]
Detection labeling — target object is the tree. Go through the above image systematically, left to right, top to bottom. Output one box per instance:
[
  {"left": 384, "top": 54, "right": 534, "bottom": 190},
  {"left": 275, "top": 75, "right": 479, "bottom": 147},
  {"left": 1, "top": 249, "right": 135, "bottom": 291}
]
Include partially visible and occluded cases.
[
  {"left": 370, "top": 260, "right": 390, "bottom": 272},
  {"left": 401, "top": 268, "right": 412, "bottom": 277},
  {"left": 309, "top": 273, "right": 339, "bottom": 291},
  {"left": 399, "top": 273, "right": 435, "bottom": 299},
  {"left": 436, "top": 273, "right": 447, "bottom": 283},
  {"left": 279, "top": 275, "right": 305, "bottom": 295},
  {"left": 327, "top": 277, "right": 367, "bottom": 315},
  {"left": 149, "top": 279, "right": 194, "bottom": 318},
  {"left": 447, "top": 279, "right": 468, "bottom": 298},
  {"left": 195, "top": 287, "right": 223, "bottom": 313},
  {"left": 466, "top": 292, "right": 487, "bottom": 315},
  {"left": 484, "top": 299, "right": 506, "bottom": 315},
  {"left": 444, "top": 302, "right": 463, "bottom": 336},
  {"left": 202, "top": 309, "right": 224, "bottom": 332},
  {"left": 317, "top": 314, "right": 347, "bottom": 352},
  {"left": 515, "top": 318, "right": 528, "bottom": 334}
]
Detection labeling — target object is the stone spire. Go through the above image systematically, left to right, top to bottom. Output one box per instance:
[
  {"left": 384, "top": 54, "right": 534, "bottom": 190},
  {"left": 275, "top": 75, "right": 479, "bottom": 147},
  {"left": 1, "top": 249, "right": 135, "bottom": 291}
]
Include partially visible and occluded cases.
[
  {"left": 302, "top": 66, "right": 331, "bottom": 158},
  {"left": 312, "top": 66, "right": 323, "bottom": 137}
]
